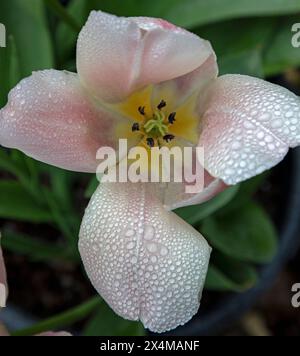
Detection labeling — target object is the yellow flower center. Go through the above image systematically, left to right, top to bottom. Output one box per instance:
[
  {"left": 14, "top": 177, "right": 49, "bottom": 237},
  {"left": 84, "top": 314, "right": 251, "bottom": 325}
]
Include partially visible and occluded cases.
[
  {"left": 112, "top": 85, "right": 200, "bottom": 149},
  {"left": 131, "top": 100, "right": 177, "bottom": 148}
]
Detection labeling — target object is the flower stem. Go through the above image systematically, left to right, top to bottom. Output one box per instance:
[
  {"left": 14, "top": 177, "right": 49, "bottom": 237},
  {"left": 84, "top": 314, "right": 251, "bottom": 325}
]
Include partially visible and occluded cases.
[
  {"left": 45, "top": 0, "right": 81, "bottom": 33},
  {"left": 11, "top": 296, "right": 102, "bottom": 336}
]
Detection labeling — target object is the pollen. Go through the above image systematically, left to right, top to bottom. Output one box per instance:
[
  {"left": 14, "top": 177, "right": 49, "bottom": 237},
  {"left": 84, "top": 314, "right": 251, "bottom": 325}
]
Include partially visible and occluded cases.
[
  {"left": 132, "top": 123, "right": 140, "bottom": 132},
  {"left": 163, "top": 134, "right": 175, "bottom": 143},
  {"left": 146, "top": 138, "right": 155, "bottom": 147}
]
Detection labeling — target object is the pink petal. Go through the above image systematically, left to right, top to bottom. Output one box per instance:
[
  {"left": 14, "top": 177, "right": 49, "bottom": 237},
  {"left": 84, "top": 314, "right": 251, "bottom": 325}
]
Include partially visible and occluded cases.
[
  {"left": 77, "top": 11, "right": 214, "bottom": 103},
  {"left": 152, "top": 51, "right": 218, "bottom": 111},
  {"left": 0, "top": 70, "right": 126, "bottom": 173},
  {"left": 199, "top": 74, "right": 300, "bottom": 184},
  {"left": 154, "top": 144, "right": 227, "bottom": 210},
  {"left": 163, "top": 172, "right": 227, "bottom": 211},
  {"left": 79, "top": 182, "right": 211, "bottom": 333},
  {"left": 0, "top": 236, "right": 8, "bottom": 308},
  {"left": 36, "top": 331, "right": 72, "bottom": 337}
]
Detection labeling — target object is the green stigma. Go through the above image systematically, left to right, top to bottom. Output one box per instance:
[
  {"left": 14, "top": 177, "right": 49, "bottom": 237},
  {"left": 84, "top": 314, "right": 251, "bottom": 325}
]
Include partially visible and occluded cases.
[{"left": 143, "top": 111, "right": 168, "bottom": 138}]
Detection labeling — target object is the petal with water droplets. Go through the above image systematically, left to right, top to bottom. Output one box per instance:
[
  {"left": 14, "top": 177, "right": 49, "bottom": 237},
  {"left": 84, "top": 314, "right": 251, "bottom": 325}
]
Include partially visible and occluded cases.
[
  {"left": 77, "top": 11, "right": 214, "bottom": 103},
  {"left": 0, "top": 70, "right": 127, "bottom": 173},
  {"left": 199, "top": 74, "right": 300, "bottom": 185},
  {"left": 79, "top": 182, "right": 211, "bottom": 333},
  {"left": 36, "top": 331, "right": 72, "bottom": 337}
]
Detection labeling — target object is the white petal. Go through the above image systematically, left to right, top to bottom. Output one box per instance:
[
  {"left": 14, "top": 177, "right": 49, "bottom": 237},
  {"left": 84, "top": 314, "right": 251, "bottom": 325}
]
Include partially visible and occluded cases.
[
  {"left": 77, "top": 11, "right": 214, "bottom": 103},
  {"left": 0, "top": 70, "right": 126, "bottom": 173},
  {"left": 200, "top": 74, "right": 300, "bottom": 184},
  {"left": 79, "top": 182, "right": 211, "bottom": 333}
]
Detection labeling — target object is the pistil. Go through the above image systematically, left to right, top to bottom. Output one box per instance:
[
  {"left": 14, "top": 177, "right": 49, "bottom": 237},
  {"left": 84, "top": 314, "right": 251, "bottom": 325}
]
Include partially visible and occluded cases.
[{"left": 131, "top": 100, "right": 177, "bottom": 147}]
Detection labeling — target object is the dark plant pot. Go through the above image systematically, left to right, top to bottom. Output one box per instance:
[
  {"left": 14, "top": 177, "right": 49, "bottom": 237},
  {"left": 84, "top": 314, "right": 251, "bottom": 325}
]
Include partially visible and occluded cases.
[{"left": 163, "top": 147, "right": 300, "bottom": 336}]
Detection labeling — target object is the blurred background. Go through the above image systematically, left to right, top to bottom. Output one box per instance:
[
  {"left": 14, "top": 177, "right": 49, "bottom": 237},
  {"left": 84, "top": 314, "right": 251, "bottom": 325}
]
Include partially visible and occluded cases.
[{"left": 0, "top": 0, "right": 300, "bottom": 336}]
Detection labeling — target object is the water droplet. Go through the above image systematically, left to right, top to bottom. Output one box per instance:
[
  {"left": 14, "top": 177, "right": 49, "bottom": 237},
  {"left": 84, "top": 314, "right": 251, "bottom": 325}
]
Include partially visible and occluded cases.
[
  {"left": 144, "top": 225, "right": 155, "bottom": 241},
  {"left": 125, "top": 229, "right": 135, "bottom": 238},
  {"left": 126, "top": 241, "right": 136, "bottom": 250},
  {"left": 146, "top": 242, "right": 158, "bottom": 253},
  {"left": 160, "top": 246, "right": 169, "bottom": 256}
]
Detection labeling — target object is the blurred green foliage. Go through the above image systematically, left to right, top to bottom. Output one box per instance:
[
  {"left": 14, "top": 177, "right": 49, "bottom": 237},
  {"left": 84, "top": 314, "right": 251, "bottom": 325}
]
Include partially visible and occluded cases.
[{"left": 0, "top": 0, "right": 298, "bottom": 335}]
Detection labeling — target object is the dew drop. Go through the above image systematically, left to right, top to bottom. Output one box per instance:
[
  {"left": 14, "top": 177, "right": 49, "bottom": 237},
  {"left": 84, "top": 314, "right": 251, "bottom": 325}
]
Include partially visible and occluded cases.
[
  {"left": 144, "top": 225, "right": 155, "bottom": 241},
  {"left": 125, "top": 229, "right": 135, "bottom": 238}
]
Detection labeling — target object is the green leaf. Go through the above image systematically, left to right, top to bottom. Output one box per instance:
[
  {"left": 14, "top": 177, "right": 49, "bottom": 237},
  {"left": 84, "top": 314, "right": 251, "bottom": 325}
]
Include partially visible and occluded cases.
[
  {"left": 0, "top": 0, "right": 54, "bottom": 77},
  {"left": 45, "top": 0, "right": 81, "bottom": 33},
  {"left": 56, "top": 0, "right": 92, "bottom": 64},
  {"left": 97, "top": 0, "right": 300, "bottom": 28},
  {"left": 163, "top": 0, "right": 300, "bottom": 28},
  {"left": 263, "top": 16, "right": 300, "bottom": 76},
  {"left": 196, "top": 17, "right": 276, "bottom": 58},
  {"left": 0, "top": 35, "right": 21, "bottom": 106},
  {"left": 219, "top": 49, "right": 264, "bottom": 77},
  {"left": 0, "top": 150, "right": 23, "bottom": 177},
  {"left": 48, "top": 167, "right": 74, "bottom": 211},
  {"left": 227, "top": 173, "right": 268, "bottom": 212},
  {"left": 85, "top": 176, "right": 99, "bottom": 198},
  {"left": 0, "top": 180, "right": 52, "bottom": 223},
  {"left": 175, "top": 185, "right": 239, "bottom": 225},
  {"left": 42, "top": 187, "right": 78, "bottom": 249},
  {"left": 202, "top": 202, "right": 278, "bottom": 264},
  {"left": 1, "top": 230, "right": 76, "bottom": 262},
  {"left": 205, "top": 257, "right": 258, "bottom": 292},
  {"left": 12, "top": 297, "right": 102, "bottom": 336},
  {"left": 83, "top": 302, "right": 145, "bottom": 336}
]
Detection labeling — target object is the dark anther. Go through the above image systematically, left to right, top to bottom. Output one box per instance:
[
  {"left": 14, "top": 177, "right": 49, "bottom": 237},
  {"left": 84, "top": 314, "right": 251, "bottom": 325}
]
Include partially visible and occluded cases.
[
  {"left": 157, "top": 100, "right": 167, "bottom": 110},
  {"left": 138, "top": 106, "right": 145, "bottom": 116},
  {"left": 168, "top": 112, "right": 176, "bottom": 124},
  {"left": 132, "top": 123, "right": 140, "bottom": 132},
  {"left": 163, "top": 134, "right": 175, "bottom": 143},
  {"left": 146, "top": 138, "right": 155, "bottom": 148}
]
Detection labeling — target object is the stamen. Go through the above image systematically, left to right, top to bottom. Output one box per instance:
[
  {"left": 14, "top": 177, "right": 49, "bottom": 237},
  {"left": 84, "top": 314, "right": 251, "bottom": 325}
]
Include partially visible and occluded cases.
[
  {"left": 157, "top": 100, "right": 167, "bottom": 110},
  {"left": 138, "top": 106, "right": 146, "bottom": 116},
  {"left": 168, "top": 112, "right": 176, "bottom": 124},
  {"left": 132, "top": 123, "right": 140, "bottom": 132},
  {"left": 163, "top": 134, "right": 175, "bottom": 143},
  {"left": 146, "top": 138, "right": 155, "bottom": 148}
]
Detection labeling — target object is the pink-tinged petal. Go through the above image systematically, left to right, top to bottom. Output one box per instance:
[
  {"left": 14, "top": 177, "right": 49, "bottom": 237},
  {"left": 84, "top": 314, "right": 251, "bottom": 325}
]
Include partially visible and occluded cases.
[
  {"left": 77, "top": 11, "right": 214, "bottom": 103},
  {"left": 77, "top": 11, "right": 141, "bottom": 103},
  {"left": 132, "top": 17, "right": 214, "bottom": 92},
  {"left": 152, "top": 49, "right": 218, "bottom": 109},
  {"left": 0, "top": 70, "right": 126, "bottom": 173},
  {"left": 199, "top": 74, "right": 300, "bottom": 185},
  {"left": 153, "top": 143, "right": 227, "bottom": 210},
  {"left": 163, "top": 173, "right": 227, "bottom": 211},
  {"left": 79, "top": 182, "right": 211, "bottom": 333},
  {"left": 0, "top": 235, "right": 8, "bottom": 308},
  {"left": 36, "top": 331, "right": 72, "bottom": 337}
]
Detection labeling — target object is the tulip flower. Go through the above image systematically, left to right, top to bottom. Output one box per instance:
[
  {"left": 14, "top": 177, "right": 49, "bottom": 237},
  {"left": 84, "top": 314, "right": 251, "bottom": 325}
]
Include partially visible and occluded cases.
[{"left": 0, "top": 11, "right": 299, "bottom": 332}]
